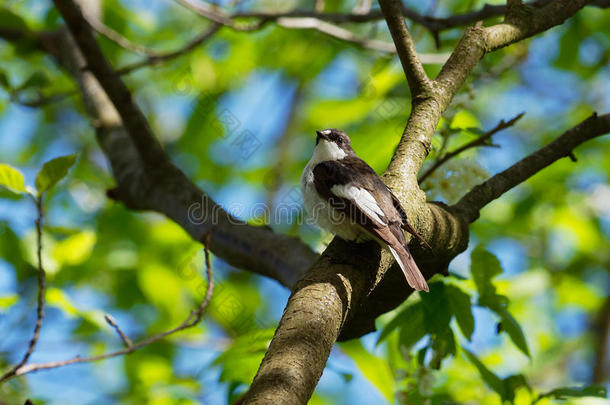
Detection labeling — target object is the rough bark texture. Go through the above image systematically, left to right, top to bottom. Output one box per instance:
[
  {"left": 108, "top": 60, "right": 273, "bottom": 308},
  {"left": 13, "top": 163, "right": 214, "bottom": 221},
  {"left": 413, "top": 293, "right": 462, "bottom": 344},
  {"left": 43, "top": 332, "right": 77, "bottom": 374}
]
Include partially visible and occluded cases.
[{"left": 1, "top": 0, "right": 609, "bottom": 402}]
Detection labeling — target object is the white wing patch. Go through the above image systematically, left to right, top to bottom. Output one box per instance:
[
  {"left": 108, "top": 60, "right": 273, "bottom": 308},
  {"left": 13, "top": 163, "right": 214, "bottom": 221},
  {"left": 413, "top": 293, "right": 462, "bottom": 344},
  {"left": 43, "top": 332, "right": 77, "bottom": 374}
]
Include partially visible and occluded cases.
[{"left": 330, "top": 184, "right": 386, "bottom": 225}]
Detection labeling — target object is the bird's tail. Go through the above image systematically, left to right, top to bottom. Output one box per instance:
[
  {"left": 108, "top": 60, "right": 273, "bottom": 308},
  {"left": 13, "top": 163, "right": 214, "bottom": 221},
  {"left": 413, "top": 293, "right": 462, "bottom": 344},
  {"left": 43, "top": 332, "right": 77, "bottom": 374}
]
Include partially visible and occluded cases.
[{"left": 388, "top": 245, "right": 429, "bottom": 292}]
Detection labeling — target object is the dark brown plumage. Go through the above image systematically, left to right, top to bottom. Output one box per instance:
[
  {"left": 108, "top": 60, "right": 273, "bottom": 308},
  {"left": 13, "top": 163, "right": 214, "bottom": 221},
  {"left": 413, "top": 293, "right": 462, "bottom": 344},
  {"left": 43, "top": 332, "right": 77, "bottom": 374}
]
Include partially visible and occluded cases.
[{"left": 309, "top": 133, "right": 429, "bottom": 292}]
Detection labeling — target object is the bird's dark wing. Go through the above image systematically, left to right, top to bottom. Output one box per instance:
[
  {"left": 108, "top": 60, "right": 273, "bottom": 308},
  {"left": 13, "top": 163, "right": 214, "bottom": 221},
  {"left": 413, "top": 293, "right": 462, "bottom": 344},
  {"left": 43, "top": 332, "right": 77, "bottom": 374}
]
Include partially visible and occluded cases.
[
  {"left": 312, "top": 159, "right": 429, "bottom": 291},
  {"left": 389, "top": 190, "right": 432, "bottom": 250}
]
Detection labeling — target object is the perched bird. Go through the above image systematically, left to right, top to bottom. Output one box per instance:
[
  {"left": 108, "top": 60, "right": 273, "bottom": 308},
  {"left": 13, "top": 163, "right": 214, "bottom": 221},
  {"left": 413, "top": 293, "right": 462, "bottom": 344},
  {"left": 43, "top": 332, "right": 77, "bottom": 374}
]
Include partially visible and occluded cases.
[{"left": 301, "top": 128, "right": 430, "bottom": 292}]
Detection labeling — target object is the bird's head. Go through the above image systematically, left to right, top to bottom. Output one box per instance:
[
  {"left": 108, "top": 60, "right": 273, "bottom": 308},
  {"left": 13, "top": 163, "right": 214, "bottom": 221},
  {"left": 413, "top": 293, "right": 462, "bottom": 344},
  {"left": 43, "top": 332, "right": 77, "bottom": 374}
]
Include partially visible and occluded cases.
[{"left": 313, "top": 129, "right": 353, "bottom": 161}]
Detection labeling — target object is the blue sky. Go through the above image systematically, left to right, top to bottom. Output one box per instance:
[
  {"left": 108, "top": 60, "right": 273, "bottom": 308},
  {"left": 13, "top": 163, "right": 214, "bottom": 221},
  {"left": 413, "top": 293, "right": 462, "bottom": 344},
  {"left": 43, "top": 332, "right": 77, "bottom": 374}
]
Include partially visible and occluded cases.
[{"left": 1, "top": 1, "right": 610, "bottom": 403}]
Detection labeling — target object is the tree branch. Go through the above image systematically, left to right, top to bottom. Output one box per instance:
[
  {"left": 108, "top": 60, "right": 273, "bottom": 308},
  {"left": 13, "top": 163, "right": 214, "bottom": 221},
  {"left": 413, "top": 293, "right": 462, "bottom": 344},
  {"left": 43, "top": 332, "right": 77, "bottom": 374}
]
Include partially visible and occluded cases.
[
  {"left": 42, "top": 0, "right": 316, "bottom": 289},
  {"left": 52, "top": 0, "right": 164, "bottom": 164},
  {"left": 175, "top": 0, "right": 448, "bottom": 62},
  {"left": 232, "top": 0, "right": 607, "bottom": 32},
  {"left": 378, "top": 0, "right": 432, "bottom": 97},
  {"left": 244, "top": 1, "right": 594, "bottom": 403},
  {"left": 116, "top": 24, "right": 221, "bottom": 75},
  {"left": 418, "top": 112, "right": 524, "bottom": 182},
  {"left": 454, "top": 113, "right": 610, "bottom": 223},
  {"left": 0, "top": 196, "right": 46, "bottom": 383},
  {"left": 4, "top": 241, "right": 214, "bottom": 379}
]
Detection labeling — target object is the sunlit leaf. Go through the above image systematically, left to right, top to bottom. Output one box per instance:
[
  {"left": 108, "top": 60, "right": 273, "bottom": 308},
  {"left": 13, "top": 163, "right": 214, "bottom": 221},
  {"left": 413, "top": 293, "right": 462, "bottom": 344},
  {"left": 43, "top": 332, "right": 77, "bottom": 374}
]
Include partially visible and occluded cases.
[
  {"left": 450, "top": 110, "right": 481, "bottom": 130},
  {"left": 35, "top": 154, "right": 77, "bottom": 194},
  {"left": 0, "top": 163, "right": 27, "bottom": 196},
  {"left": 52, "top": 230, "right": 96, "bottom": 266},
  {"left": 46, "top": 287, "right": 79, "bottom": 317},
  {"left": 0, "top": 294, "right": 18, "bottom": 310},
  {"left": 496, "top": 307, "right": 530, "bottom": 358},
  {"left": 214, "top": 329, "right": 274, "bottom": 384},
  {"left": 340, "top": 340, "right": 395, "bottom": 403},
  {"left": 464, "top": 349, "right": 511, "bottom": 402},
  {"left": 538, "top": 385, "right": 607, "bottom": 401}
]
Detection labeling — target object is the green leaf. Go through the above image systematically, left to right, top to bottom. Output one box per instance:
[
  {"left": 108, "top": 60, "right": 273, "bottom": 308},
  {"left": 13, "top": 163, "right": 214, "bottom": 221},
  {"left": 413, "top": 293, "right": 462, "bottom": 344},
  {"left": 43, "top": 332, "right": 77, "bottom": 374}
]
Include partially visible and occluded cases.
[
  {"left": 0, "top": 7, "right": 28, "bottom": 30},
  {"left": 0, "top": 70, "right": 9, "bottom": 89},
  {"left": 17, "top": 71, "right": 51, "bottom": 90},
  {"left": 450, "top": 110, "right": 481, "bottom": 130},
  {"left": 35, "top": 154, "right": 77, "bottom": 194},
  {"left": 0, "top": 163, "right": 27, "bottom": 196},
  {"left": 52, "top": 230, "right": 96, "bottom": 266},
  {"left": 470, "top": 245, "right": 503, "bottom": 305},
  {"left": 421, "top": 282, "right": 452, "bottom": 334},
  {"left": 446, "top": 284, "right": 475, "bottom": 340},
  {"left": 0, "top": 294, "right": 18, "bottom": 311},
  {"left": 377, "top": 301, "right": 423, "bottom": 344},
  {"left": 398, "top": 304, "right": 426, "bottom": 348},
  {"left": 496, "top": 307, "right": 530, "bottom": 358},
  {"left": 429, "top": 328, "right": 456, "bottom": 369},
  {"left": 214, "top": 329, "right": 274, "bottom": 384},
  {"left": 340, "top": 340, "right": 395, "bottom": 403},
  {"left": 464, "top": 349, "right": 510, "bottom": 402},
  {"left": 538, "top": 385, "right": 607, "bottom": 401}
]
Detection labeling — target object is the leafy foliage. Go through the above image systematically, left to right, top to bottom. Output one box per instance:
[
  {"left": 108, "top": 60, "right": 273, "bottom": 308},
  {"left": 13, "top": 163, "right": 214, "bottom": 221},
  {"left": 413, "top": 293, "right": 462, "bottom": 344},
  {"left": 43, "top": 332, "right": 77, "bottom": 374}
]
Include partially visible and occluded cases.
[{"left": 0, "top": 0, "right": 608, "bottom": 404}]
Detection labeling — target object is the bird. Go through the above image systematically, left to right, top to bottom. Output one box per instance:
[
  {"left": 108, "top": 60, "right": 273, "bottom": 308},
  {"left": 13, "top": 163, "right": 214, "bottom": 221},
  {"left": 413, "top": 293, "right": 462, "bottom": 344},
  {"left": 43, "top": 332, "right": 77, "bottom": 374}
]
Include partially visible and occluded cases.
[{"left": 300, "top": 128, "right": 430, "bottom": 292}]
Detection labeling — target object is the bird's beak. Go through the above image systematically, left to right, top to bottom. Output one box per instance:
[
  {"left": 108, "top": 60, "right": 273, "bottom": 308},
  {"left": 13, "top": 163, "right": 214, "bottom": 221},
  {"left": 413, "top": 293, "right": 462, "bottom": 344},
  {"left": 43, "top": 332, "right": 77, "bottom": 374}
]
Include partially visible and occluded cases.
[{"left": 315, "top": 130, "right": 326, "bottom": 145}]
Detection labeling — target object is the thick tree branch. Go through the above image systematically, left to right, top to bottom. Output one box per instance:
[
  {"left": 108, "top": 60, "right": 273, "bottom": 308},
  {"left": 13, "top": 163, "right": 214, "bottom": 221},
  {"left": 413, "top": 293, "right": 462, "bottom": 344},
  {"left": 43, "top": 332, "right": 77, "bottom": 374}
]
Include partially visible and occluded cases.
[
  {"left": 42, "top": 0, "right": 317, "bottom": 290},
  {"left": 52, "top": 0, "right": 164, "bottom": 164},
  {"left": 378, "top": 0, "right": 432, "bottom": 97},
  {"left": 244, "top": 1, "right": 594, "bottom": 403},
  {"left": 454, "top": 113, "right": 610, "bottom": 223}
]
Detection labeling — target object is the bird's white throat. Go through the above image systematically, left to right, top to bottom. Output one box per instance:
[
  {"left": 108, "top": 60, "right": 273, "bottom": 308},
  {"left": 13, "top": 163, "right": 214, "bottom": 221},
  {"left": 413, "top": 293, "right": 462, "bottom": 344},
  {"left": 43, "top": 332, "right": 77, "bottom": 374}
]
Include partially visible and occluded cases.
[{"left": 308, "top": 140, "right": 347, "bottom": 165}]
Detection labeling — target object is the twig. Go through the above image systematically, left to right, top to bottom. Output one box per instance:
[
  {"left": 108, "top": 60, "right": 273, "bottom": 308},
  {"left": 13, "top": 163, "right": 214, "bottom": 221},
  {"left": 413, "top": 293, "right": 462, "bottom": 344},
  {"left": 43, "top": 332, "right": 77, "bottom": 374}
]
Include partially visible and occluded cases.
[
  {"left": 175, "top": 0, "right": 449, "bottom": 62},
  {"left": 378, "top": 0, "right": 432, "bottom": 97},
  {"left": 82, "top": 10, "right": 161, "bottom": 57},
  {"left": 116, "top": 24, "right": 222, "bottom": 75},
  {"left": 11, "top": 90, "right": 77, "bottom": 108},
  {"left": 418, "top": 112, "right": 524, "bottom": 182},
  {"left": 454, "top": 112, "right": 610, "bottom": 223},
  {"left": 0, "top": 196, "right": 46, "bottom": 383},
  {"left": 3, "top": 241, "right": 214, "bottom": 379},
  {"left": 104, "top": 314, "right": 133, "bottom": 348}
]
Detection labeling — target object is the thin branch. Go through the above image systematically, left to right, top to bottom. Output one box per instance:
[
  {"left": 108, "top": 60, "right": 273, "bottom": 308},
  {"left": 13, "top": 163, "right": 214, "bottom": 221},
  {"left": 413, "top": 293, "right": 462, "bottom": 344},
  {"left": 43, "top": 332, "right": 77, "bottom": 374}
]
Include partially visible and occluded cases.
[
  {"left": 175, "top": 0, "right": 448, "bottom": 63},
  {"left": 232, "top": 0, "right": 608, "bottom": 32},
  {"left": 378, "top": 0, "right": 432, "bottom": 97},
  {"left": 82, "top": 10, "right": 160, "bottom": 57},
  {"left": 116, "top": 24, "right": 222, "bottom": 75},
  {"left": 10, "top": 90, "right": 77, "bottom": 108},
  {"left": 418, "top": 112, "right": 524, "bottom": 182},
  {"left": 454, "top": 113, "right": 610, "bottom": 223},
  {"left": 0, "top": 196, "right": 46, "bottom": 383},
  {"left": 6, "top": 241, "right": 214, "bottom": 379},
  {"left": 104, "top": 314, "right": 133, "bottom": 348}
]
